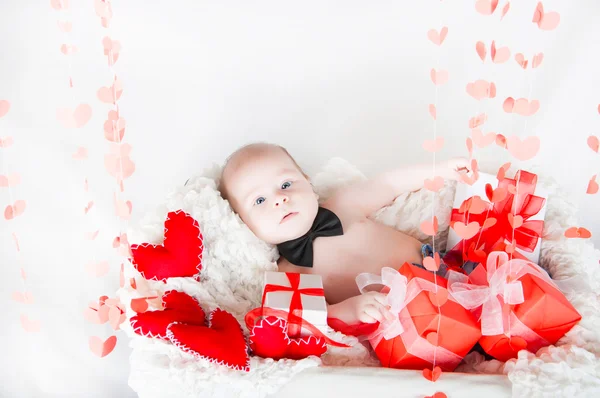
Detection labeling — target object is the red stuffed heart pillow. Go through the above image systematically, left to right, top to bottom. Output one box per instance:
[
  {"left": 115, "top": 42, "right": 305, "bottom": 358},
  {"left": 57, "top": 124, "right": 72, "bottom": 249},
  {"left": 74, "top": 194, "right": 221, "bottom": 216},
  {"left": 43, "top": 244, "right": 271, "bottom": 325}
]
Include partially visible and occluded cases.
[
  {"left": 130, "top": 210, "right": 203, "bottom": 282},
  {"left": 130, "top": 290, "right": 205, "bottom": 340},
  {"left": 166, "top": 308, "right": 250, "bottom": 372},
  {"left": 249, "top": 316, "right": 327, "bottom": 360}
]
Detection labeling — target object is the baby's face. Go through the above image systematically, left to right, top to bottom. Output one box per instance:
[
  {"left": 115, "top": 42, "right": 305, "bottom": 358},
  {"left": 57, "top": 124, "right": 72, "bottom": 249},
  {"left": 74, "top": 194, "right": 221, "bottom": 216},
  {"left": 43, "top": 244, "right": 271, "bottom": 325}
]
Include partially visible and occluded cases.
[{"left": 223, "top": 149, "right": 318, "bottom": 245}]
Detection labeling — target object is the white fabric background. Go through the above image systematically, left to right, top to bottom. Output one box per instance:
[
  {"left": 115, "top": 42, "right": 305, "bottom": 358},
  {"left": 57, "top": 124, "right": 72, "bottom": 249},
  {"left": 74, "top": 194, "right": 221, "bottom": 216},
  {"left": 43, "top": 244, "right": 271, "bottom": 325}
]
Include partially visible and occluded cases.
[{"left": 1, "top": 1, "right": 599, "bottom": 397}]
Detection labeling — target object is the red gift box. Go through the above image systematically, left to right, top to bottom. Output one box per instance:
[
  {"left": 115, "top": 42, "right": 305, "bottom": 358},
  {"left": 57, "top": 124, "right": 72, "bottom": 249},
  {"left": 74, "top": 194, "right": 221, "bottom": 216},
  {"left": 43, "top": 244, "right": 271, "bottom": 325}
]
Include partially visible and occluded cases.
[
  {"left": 444, "top": 170, "right": 546, "bottom": 269},
  {"left": 447, "top": 252, "right": 581, "bottom": 361},
  {"left": 358, "top": 263, "right": 481, "bottom": 371}
]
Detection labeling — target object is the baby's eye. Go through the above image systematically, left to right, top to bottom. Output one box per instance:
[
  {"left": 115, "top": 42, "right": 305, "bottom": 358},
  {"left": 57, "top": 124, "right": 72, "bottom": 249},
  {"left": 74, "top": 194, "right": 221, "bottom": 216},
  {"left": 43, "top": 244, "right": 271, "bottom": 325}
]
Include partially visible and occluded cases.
[
  {"left": 281, "top": 181, "right": 292, "bottom": 189},
  {"left": 255, "top": 197, "right": 265, "bottom": 205}
]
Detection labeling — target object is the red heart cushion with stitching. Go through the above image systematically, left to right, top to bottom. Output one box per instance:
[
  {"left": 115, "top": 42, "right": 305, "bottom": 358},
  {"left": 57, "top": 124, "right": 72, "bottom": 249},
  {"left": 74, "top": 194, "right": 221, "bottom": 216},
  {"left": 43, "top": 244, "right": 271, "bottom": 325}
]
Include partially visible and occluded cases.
[
  {"left": 130, "top": 210, "right": 203, "bottom": 282},
  {"left": 130, "top": 290, "right": 205, "bottom": 340},
  {"left": 166, "top": 308, "right": 250, "bottom": 371},
  {"left": 249, "top": 316, "right": 327, "bottom": 360}
]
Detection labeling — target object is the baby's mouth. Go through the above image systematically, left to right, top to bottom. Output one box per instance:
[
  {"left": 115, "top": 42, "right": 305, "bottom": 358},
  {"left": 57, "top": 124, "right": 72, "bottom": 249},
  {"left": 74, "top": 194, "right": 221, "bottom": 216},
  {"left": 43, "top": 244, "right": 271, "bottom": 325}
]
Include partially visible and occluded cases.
[{"left": 280, "top": 212, "right": 298, "bottom": 224}]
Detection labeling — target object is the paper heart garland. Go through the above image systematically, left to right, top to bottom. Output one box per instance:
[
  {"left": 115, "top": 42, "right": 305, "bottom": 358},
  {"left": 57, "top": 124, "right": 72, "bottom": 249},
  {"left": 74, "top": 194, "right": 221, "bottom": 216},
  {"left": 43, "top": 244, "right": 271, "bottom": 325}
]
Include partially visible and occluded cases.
[
  {"left": 532, "top": 2, "right": 560, "bottom": 31},
  {"left": 427, "top": 27, "right": 448, "bottom": 46},
  {"left": 466, "top": 80, "right": 496, "bottom": 101},
  {"left": 130, "top": 210, "right": 203, "bottom": 282},
  {"left": 564, "top": 227, "right": 592, "bottom": 239},
  {"left": 130, "top": 290, "right": 206, "bottom": 340},
  {"left": 167, "top": 308, "right": 250, "bottom": 372},
  {"left": 249, "top": 316, "right": 327, "bottom": 360},
  {"left": 89, "top": 335, "right": 117, "bottom": 358},
  {"left": 422, "top": 365, "right": 442, "bottom": 382}
]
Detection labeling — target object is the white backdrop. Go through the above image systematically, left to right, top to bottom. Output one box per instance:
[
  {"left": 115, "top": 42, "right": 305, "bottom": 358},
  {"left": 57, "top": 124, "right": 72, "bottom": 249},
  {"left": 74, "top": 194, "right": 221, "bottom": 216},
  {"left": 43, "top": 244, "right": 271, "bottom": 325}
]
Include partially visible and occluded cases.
[{"left": 1, "top": 1, "right": 599, "bottom": 397}]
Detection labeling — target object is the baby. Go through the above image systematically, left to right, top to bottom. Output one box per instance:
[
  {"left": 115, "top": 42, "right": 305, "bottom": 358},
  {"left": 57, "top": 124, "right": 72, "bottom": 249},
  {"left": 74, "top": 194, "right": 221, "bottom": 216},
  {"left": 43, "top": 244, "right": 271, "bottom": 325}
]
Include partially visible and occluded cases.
[{"left": 219, "top": 142, "right": 470, "bottom": 326}]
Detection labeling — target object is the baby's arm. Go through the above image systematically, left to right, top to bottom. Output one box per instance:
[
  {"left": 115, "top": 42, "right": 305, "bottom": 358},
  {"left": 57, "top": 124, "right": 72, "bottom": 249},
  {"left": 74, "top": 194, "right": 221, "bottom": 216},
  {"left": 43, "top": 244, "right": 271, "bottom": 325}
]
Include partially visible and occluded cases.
[
  {"left": 328, "top": 157, "right": 471, "bottom": 217},
  {"left": 327, "top": 292, "right": 395, "bottom": 325}
]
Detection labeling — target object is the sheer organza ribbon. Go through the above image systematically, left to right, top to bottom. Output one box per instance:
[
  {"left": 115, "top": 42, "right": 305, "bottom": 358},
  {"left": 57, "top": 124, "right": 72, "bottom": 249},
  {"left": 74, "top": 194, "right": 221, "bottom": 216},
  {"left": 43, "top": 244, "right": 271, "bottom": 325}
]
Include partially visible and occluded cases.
[
  {"left": 447, "top": 251, "right": 556, "bottom": 340},
  {"left": 356, "top": 267, "right": 463, "bottom": 368}
]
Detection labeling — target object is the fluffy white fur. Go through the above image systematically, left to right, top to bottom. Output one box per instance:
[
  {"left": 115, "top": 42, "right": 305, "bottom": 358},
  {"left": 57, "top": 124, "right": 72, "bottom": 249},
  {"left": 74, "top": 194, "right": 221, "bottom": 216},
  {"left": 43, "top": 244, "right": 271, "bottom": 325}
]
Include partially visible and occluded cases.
[{"left": 116, "top": 158, "right": 600, "bottom": 398}]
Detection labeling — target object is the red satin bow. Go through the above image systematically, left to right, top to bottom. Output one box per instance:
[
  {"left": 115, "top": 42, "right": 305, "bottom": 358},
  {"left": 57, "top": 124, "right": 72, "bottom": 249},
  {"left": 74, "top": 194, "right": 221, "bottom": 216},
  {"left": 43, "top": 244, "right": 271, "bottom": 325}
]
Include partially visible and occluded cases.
[{"left": 444, "top": 170, "right": 545, "bottom": 268}]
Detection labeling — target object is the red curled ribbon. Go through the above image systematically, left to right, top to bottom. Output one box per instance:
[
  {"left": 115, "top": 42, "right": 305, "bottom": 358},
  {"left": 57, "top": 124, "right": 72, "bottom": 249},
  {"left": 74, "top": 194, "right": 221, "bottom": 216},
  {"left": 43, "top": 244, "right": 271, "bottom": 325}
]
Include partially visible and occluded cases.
[{"left": 444, "top": 170, "right": 546, "bottom": 269}]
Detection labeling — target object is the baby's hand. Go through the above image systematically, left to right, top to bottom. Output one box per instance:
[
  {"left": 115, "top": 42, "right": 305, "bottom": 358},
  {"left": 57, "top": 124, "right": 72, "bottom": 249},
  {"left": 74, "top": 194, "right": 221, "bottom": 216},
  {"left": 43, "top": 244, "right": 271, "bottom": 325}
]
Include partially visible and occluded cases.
[
  {"left": 439, "top": 157, "right": 471, "bottom": 181},
  {"left": 330, "top": 292, "right": 396, "bottom": 325}
]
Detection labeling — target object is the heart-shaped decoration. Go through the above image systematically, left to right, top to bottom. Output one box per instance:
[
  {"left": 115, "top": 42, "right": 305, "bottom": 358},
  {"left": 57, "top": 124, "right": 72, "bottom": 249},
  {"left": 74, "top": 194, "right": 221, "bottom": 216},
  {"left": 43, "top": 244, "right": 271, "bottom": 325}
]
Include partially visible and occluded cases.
[
  {"left": 50, "top": 0, "right": 69, "bottom": 11},
  {"left": 475, "top": 0, "right": 499, "bottom": 15},
  {"left": 532, "top": 2, "right": 560, "bottom": 31},
  {"left": 57, "top": 20, "right": 72, "bottom": 32},
  {"left": 427, "top": 27, "right": 448, "bottom": 46},
  {"left": 491, "top": 40, "right": 510, "bottom": 64},
  {"left": 60, "top": 44, "right": 78, "bottom": 55},
  {"left": 532, "top": 52, "right": 544, "bottom": 68},
  {"left": 515, "top": 53, "right": 528, "bottom": 69},
  {"left": 430, "top": 69, "right": 449, "bottom": 86},
  {"left": 97, "top": 78, "right": 124, "bottom": 104},
  {"left": 466, "top": 81, "right": 496, "bottom": 101},
  {"left": 503, "top": 97, "right": 540, "bottom": 116},
  {"left": 0, "top": 100, "right": 10, "bottom": 118},
  {"left": 56, "top": 103, "right": 92, "bottom": 128},
  {"left": 428, "top": 104, "right": 437, "bottom": 120},
  {"left": 468, "top": 113, "right": 487, "bottom": 129},
  {"left": 471, "top": 128, "right": 496, "bottom": 147},
  {"left": 495, "top": 133, "right": 507, "bottom": 149},
  {"left": 506, "top": 135, "right": 540, "bottom": 161},
  {"left": 588, "top": 136, "right": 599, "bottom": 153},
  {"left": 422, "top": 137, "right": 444, "bottom": 153},
  {"left": 466, "top": 137, "right": 473, "bottom": 157},
  {"left": 496, "top": 162, "right": 511, "bottom": 180},
  {"left": 0, "top": 173, "right": 21, "bottom": 187},
  {"left": 587, "top": 175, "right": 598, "bottom": 194},
  {"left": 424, "top": 176, "right": 444, "bottom": 192},
  {"left": 485, "top": 184, "right": 507, "bottom": 203},
  {"left": 459, "top": 195, "right": 488, "bottom": 215},
  {"left": 4, "top": 200, "right": 26, "bottom": 220},
  {"left": 130, "top": 210, "right": 203, "bottom": 282},
  {"left": 508, "top": 213, "right": 524, "bottom": 229},
  {"left": 420, "top": 216, "right": 439, "bottom": 236},
  {"left": 483, "top": 217, "right": 497, "bottom": 229},
  {"left": 453, "top": 221, "right": 480, "bottom": 240},
  {"left": 564, "top": 227, "right": 592, "bottom": 239},
  {"left": 505, "top": 243, "right": 516, "bottom": 254},
  {"left": 423, "top": 252, "right": 441, "bottom": 272},
  {"left": 428, "top": 289, "right": 448, "bottom": 307},
  {"left": 130, "top": 290, "right": 206, "bottom": 340},
  {"left": 11, "top": 291, "right": 34, "bottom": 304},
  {"left": 166, "top": 308, "right": 250, "bottom": 371},
  {"left": 20, "top": 315, "right": 41, "bottom": 332},
  {"left": 249, "top": 316, "right": 327, "bottom": 361},
  {"left": 425, "top": 331, "right": 440, "bottom": 346},
  {"left": 89, "top": 335, "right": 117, "bottom": 357},
  {"left": 422, "top": 365, "right": 442, "bottom": 382},
  {"left": 425, "top": 393, "right": 447, "bottom": 398}
]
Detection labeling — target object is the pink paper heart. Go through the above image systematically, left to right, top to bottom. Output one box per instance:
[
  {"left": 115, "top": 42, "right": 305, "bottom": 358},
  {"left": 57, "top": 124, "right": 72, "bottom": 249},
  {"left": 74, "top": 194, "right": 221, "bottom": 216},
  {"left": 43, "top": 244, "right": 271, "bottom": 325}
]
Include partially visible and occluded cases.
[
  {"left": 50, "top": 0, "right": 69, "bottom": 11},
  {"left": 94, "top": 0, "right": 113, "bottom": 19},
  {"left": 475, "top": 0, "right": 499, "bottom": 15},
  {"left": 501, "top": 2, "right": 511, "bottom": 19},
  {"left": 532, "top": 2, "right": 560, "bottom": 31},
  {"left": 57, "top": 20, "right": 72, "bottom": 32},
  {"left": 427, "top": 27, "right": 448, "bottom": 46},
  {"left": 102, "top": 36, "right": 121, "bottom": 65},
  {"left": 491, "top": 40, "right": 510, "bottom": 64},
  {"left": 476, "top": 41, "right": 486, "bottom": 62},
  {"left": 60, "top": 44, "right": 78, "bottom": 55},
  {"left": 532, "top": 52, "right": 544, "bottom": 68},
  {"left": 514, "top": 53, "right": 528, "bottom": 69},
  {"left": 430, "top": 69, "right": 449, "bottom": 86},
  {"left": 97, "top": 79, "right": 123, "bottom": 104},
  {"left": 466, "top": 80, "right": 496, "bottom": 101},
  {"left": 503, "top": 97, "right": 540, "bottom": 116},
  {"left": 0, "top": 100, "right": 11, "bottom": 118},
  {"left": 57, "top": 104, "right": 92, "bottom": 128},
  {"left": 428, "top": 104, "right": 437, "bottom": 120},
  {"left": 469, "top": 113, "right": 487, "bottom": 128},
  {"left": 103, "top": 116, "right": 126, "bottom": 142},
  {"left": 471, "top": 129, "right": 496, "bottom": 148},
  {"left": 506, "top": 135, "right": 540, "bottom": 161},
  {"left": 0, "top": 136, "right": 14, "bottom": 147},
  {"left": 587, "top": 136, "right": 599, "bottom": 153},
  {"left": 422, "top": 137, "right": 444, "bottom": 152},
  {"left": 466, "top": 137, "right": 473, "bottom": 158},
  {"left": 72, "top": 146, "right": 88, "bottom": 160},
  {"left": 104, "top": 153, "right": 136, "bottom": 182},
  {"left": 0, "top": 173, "right": 21, "bottom": 187},
  {"left": 587, "top": 175, "right": 598, "bottom": 195},
  {"left": 424, "top": 176, "right": 444, "bottom": 192},
  {"left": 114, "top": 195, "right": 132, "bottom": 219},
  {"left": 4, "top": 200, "right": 26, "bottom": 220},
  {"left": 84, "top": 200, "right": 94, "bottom": 214},
  {"left": 508, "top": 213, "right": 524, "bottom": 229},
  {"left": 420, "top": 216, "right": 439, "bottom": 236},
  {"left": 483, "top": 217, "right": 497, "bottom": 229},
  {"left": 453, "top": 221, "right": 480, "bottom": 240},
  {"left": 85, "top": 230, "right": 100, "bottom": 240},
  {"left": 423, "top": 253, "right": 441, "bottom": 272},
  {"left": 86, "top": 261, "right": 110, "bottom": 277},
  {"left": 428, "top": 289, "right": 448, "bottom": 307},
  {"left": 11, "top": 291, "right": 34, "bottom": 304},
  {"left": 84, "top": 305, "right": 110, "bottom": 324},
  {"left": 108, "top": 306, "right": 126, "bottom": 330},
  {"left": 20, "top": 315, "right": 41, "bottom": 332},
  {"left": 425, "top": 331, "right": 441, "bottom": 346},
  {"left": 89, "top": 335, "right": 117, "bottom": 358}
]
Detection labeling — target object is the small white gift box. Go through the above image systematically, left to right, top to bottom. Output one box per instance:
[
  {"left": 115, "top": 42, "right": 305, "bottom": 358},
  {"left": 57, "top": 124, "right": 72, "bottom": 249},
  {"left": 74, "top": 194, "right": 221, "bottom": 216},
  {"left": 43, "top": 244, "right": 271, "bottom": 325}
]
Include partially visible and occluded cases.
[{"left": 262, "top": 272, "right": 328, "bottom": 337}]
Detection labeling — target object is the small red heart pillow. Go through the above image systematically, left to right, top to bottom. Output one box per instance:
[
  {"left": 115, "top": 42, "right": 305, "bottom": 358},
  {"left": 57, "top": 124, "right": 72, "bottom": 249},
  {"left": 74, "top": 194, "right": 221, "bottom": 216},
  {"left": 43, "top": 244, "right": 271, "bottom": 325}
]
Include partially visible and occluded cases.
[
  {"left": 130, "top": 210, "right": 203, "bottom": 282},
  {"left": 130, "top": 290, "right": 205, "bottom": 340},
  {"left": 166, "top": 308, "right": 250, "bottom": 372},
  {"left": 249, "top": 316, "right": 327, "bottom": 360}
]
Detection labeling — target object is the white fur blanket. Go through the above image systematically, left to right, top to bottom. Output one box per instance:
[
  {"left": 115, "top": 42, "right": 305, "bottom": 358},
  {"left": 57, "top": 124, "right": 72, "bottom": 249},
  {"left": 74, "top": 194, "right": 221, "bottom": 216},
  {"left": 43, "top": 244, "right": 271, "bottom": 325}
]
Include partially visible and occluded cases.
[{"left": 116, "top": 158, "right": 600, "bottom": 398}]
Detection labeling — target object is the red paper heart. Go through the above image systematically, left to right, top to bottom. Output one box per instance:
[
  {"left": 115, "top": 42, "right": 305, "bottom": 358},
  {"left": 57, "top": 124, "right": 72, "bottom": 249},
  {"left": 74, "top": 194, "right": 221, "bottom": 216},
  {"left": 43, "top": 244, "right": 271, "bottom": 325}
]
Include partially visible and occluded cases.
[
  {"left": 130, "top": 210, "right": 203, "bottom": 282},
  {"left": 130, "top": 290, "right": 205, "bottom": 340},
  {"left": 167, "top": 308, "right": 250, "bottom": 371},
  {"left": 249, "top": 316, "right": 327, "bottom": 360},
  {"left": 422, "top": 365, "right": 442, "bottom": 382}
]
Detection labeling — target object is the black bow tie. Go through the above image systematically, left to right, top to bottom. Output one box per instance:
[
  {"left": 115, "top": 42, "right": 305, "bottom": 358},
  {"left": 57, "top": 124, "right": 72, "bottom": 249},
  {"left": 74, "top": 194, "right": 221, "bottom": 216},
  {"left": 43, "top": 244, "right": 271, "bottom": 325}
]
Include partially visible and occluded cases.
[{"left": 277, "top": 207, "right": 344, "bottom": 268}]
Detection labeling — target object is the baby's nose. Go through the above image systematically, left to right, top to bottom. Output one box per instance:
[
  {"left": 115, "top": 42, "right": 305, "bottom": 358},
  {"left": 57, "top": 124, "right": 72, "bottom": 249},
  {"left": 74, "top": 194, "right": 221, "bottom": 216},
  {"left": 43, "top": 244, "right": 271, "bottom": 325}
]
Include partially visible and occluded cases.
[{"left": 274, "top": 195, "right": 289, "bottom": 207}]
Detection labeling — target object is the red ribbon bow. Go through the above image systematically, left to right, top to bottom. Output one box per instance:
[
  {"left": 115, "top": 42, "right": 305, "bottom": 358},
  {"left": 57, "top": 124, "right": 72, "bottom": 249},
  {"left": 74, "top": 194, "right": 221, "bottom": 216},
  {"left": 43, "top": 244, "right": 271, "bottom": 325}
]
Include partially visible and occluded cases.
[{"left": 444, "top": 170, "right": 545, "bottom": 268}]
